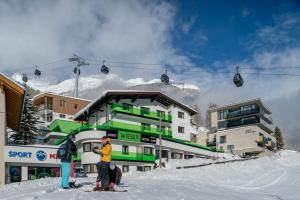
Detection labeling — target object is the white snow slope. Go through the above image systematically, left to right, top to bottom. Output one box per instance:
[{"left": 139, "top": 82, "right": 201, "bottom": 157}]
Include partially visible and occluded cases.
[{"left": 1, "top": 150, "right": 299, "bottom": 200}]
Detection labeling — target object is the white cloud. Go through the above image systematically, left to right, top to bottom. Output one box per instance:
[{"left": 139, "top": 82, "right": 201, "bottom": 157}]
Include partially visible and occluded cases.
[
  {"left": 0, "top": 0, "right": 192, "bottom": 80},
  {"left": 181, "top": 16, "right": 197, "bottom": 34}
]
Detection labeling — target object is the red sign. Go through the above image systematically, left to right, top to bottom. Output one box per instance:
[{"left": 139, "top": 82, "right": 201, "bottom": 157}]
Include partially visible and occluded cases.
[{"left": 49, "top": 153, "right": 58, "bottom": 159}]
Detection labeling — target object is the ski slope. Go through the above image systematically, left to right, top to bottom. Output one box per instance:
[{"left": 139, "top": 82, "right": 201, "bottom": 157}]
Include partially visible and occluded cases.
[{"left": 1, "top": 150, "right": 299, "bottom": 200}]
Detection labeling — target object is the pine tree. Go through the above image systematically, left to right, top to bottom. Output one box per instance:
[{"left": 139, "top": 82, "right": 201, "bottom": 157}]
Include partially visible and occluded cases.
[
  {"left": 10, "top": 87, "right": 39, "bottom": 144},
  {"left": 205, "top": 102, "right": 218, "bottom": 132},
  {"left": 192, "top": 104, "right": 204, "bottom": 126},
  {"left": 274, "top": 126, "right": 284, "bottom": 150}
]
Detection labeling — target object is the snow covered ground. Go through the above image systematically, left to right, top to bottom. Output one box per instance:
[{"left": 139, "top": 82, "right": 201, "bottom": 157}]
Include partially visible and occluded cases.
[{"left": 1, "top": 150, "right": 299, "bottom": 200}]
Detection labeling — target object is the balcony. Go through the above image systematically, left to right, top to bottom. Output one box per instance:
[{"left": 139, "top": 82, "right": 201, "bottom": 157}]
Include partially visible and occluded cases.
[
  {"left": 111, "top": 103, "right": 172, "bottom": 122},
  {"left": 38, "top": 104, "right": 53, "bottom": 113},
  {"left": 226, "top": 108, "right": 260, "bottom": 119},
  {"left": 227, "top": 117, "right": 259, "bottom": 128},
  {"left": 99, "top": 120, "right": 172, "bottom": 138},
  {"left": 112, "top": 151, "right": 155, "bottom": 162}
]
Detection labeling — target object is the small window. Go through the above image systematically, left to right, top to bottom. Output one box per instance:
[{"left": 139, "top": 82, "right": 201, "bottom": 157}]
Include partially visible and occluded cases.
[
  {"left": 60, "top": 100, "right": 66, "bottom": 107},
  {"left": 74, "top": 104, "right": 78, "bottom": 109},
  {"left": 141, "top": 107, "right": 150, "bottom": 115},
  {"left": 178, "top": 111, "right": 184, "bottom": 119},
  {"left": 59, "top": 114, "right": 66, "bottom": 118},
  {"left": 218, "top": 121, "right": 226, "bottom": 129},
  {"left": 178, "top": 126, "right": 185, "bottom": 134},
  {"left": 220, "top": 136, "right": 226, "bottom": 144},
  {"left": 92, "top": 142, "right": 101, "bottom": 149},
  {"left": 83, "top": 143, "right": 91, "bottom": 152},
  {"left": 122, "top": 145, "right": 129, "bottom": 154},
  {"left": 227, "top": 145, "right": 234, "bottom": 150},
  {"left": 144, "top": 147, "right": 153, "bottom": 155},
  {"left": 171, "top": 152, "right": 182, "bottom": 159},
  {"left": 83, "top": 164, "right": 91, "bottom": 173},
  {"left": 92, "top": 164, "right": 97, "bottom": 173},
  {"left": 122, "top": 165, "right": 129, "bottom": 173},
  {"left": 137, "top": 166, "right": 144, "bottom": 172},
  {"left": 144, "top": 166, "right": 151, "bottom": 172}
]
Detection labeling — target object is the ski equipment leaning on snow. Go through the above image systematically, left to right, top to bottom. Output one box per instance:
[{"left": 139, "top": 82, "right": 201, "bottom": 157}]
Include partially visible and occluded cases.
[
  {"left": 60, "top": 135, "right": 77, "bottom": 189},
  {"left": 93, "top": 136, "right": 112, "bottom": 191}
]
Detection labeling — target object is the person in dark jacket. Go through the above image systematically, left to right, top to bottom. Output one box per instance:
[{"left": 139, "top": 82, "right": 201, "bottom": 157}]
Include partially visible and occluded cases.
[
  {"left": 61, "top": 135, "right": 77, "bottom": 189},
  {"left": 108, "top": 163, "right": 122, "bottom": 191}
]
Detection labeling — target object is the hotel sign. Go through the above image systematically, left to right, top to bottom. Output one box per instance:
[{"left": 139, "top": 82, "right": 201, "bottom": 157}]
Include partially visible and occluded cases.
[{"left": 118, "top": 131, "right": 140, "bottom": 142}]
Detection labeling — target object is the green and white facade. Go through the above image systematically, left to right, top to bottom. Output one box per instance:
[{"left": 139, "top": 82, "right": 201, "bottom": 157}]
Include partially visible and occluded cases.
[{"left": 54, "top": 90, "right": 221, "bottom": 174}]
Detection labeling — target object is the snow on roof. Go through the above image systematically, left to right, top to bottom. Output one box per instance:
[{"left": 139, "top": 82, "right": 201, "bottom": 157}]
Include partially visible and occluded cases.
[
  {"left": 75, "top": 90, "right": 198, "bottom": 119},
  {"left": 32, "top": 92, "right": 91, "bottom": 102}
]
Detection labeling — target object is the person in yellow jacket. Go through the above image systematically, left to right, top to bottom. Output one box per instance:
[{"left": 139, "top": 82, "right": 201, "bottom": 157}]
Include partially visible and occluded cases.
[{"left": 93, "top": 136, "right": 112, "bottom": 190}]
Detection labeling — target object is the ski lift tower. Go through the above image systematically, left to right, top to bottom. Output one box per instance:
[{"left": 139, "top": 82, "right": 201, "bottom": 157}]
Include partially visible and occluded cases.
[{"left": 69, "top": 54, "right": 89, "bottom": 98}]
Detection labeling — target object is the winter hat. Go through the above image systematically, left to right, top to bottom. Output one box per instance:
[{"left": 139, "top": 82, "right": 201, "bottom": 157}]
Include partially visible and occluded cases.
[{"left": 110, "top": 162, "right": 116, "bottom": 170}]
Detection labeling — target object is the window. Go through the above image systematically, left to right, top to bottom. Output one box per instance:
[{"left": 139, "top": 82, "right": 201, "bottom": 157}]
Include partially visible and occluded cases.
[
  {"left": 60, "top": 100, "right": 66, "bottom": 107},
  {"left": 122, "top": 103, "right": 133, "bottom": 111},
  {"left": 74, "top": 104, "right": 78, "bottom": 109},
  {"left": 141, "top": 107, "right": 150, "bottom": 115},
  {"left": 157, "top": 110, "right": 165, "bottom": 118},
  {"left": 218, "top": 110, "right": 228, "bottom": 120},
  {"left": 178, "top": 111, "right": 184, "bottom": 119},
  {"left": 59, "top": 114, "right": 65, "bottom": 118},
  {"left": 218, "top": 121, "right": 226, "bottom": 129},
  {"left": 141, "top": 123, "right": 151, "bottom": 131},
  {"left": 178, "top": 126, "right": 185, "bottom": 134},
  {"left": 220, "top": 136, "right": 226, "bottom": 144},
  {"left": 92, "top": 142, "right": 102, "bottom": 149},
  {"left": 83, "top": 143, "right": 91, "bottom": 152},
  {"left": 122, "top": 145, "right": 129, "bottom": 154},
  {"left": 227, "top": 145, "right": 234, "bottom": 150},
  {"left": 219, "top": 146, "right": 224, "bottom": 151},
  {"left": 144, "top": 147, "right": 153, "bottom": 155},
  {"left": 171, "top": 152, "right": 182, "bottom": 159},
  {"left": 83, "top": 164, "right": 91, "bottom": 173},
  {"left": 92, "top": 164, "right": 97, "bottom": 173},
  {"left": 122, "top": 165, "right": 129, "bottom": 173},
  {"left": 137, "top": 166, "right": 144, "bottom": 172},
  {"left": 144, "top": 166, "right": 151, "bottom": 172}
]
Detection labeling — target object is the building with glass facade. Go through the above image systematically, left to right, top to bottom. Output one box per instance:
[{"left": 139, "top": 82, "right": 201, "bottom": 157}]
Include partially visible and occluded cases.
[{"left": 209, "top": 98, "right": 276, "bottom": 156}]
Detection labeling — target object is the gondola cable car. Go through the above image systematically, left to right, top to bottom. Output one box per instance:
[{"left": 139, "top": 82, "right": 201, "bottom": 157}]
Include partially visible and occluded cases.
[{"left": 233, "top": 66, "right": 244, "bottom": 87}]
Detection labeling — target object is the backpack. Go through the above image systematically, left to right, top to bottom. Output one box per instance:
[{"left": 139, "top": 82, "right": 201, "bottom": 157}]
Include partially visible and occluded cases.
[{"left": 57, "top": 143, "right": 67, "bottom": 159}]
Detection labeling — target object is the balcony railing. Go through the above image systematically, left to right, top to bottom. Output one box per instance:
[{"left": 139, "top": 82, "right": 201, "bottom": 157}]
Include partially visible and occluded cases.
[
  {"left": 111, "top": 103, "right": 172, "bottom": 122},
  {"left": 38, "top": 104, "right": 53, "bottom": 112},
  {"left": 226, "top": 108, "right": 260, "bottom": 118},
  {"left": 227, "top": 117, "right": 259, "bottom": 128},
  {"left": 99, "top": 120, "right": 172, "bottom": 138},
  {"left": 111, "top": 151, "right": 155, "bottom": 162}
]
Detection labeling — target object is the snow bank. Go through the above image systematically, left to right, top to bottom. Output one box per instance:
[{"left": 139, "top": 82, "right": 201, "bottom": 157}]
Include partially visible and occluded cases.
[{"left": 0, "top": 150, "right": 299, "bottom": 200}]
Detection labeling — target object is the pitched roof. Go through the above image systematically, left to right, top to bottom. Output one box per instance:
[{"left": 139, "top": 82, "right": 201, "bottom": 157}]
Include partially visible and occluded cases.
[
  {"left": 0, "top": 73, "right": 25, "bottom": 131},
  {"left": 75, "top": 90, "right": 197, "bottom": 120},
  {"left": 48, "top": 119, "right": 83, "bottom": 133}
]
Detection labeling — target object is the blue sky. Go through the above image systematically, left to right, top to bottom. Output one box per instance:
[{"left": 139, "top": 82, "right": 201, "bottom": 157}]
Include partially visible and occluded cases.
[{"left": 172, "top": 0, "right": 300, "bottom": 69}]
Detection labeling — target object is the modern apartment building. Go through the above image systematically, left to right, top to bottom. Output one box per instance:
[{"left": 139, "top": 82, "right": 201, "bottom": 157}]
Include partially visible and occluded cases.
[
  {"left": 52, "top": 90, "right": 219, "bottom": 174},
  {"left": 32, "top": 92, "right": 90, "bottom": 129},
  {"left": 209, "top": 98, "right": 276, "bottom": 156}
]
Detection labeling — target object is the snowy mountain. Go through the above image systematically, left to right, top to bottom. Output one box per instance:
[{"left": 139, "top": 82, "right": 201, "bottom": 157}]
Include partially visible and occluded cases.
[
  {"left": 11, "top": 73, "right": 201, "bottom": 105},
  {"left": 1, "top": 150, "right": 299, "bottom": 200}
]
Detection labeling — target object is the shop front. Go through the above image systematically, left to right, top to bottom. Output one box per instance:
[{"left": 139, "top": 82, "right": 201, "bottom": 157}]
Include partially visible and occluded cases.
[{"left": 4, "top": 145, "right": 61, "bottom": 184}]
